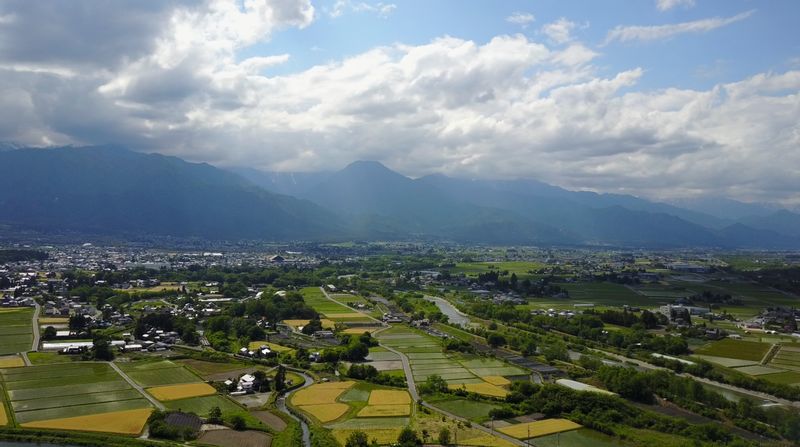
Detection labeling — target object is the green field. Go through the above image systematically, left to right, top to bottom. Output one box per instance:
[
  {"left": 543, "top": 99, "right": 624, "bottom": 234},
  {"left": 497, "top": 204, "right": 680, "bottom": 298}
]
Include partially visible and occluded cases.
[
  {"left": 449, "top": 261, "right": 545, "bottom": 279},
  {"left": 559, "top": 283, "right": 654, "bottom": 307},
  {"left": 301, "top": 287, "right": 374, "bottom": 323},
  {"left": 0, "top": 309, "right": 33, "bottom": 355},
  {"left": 693, "top": 339, "right": 770, "bottom": 362},
  {"left": 117, "top": 360, "right": 202, "bottom": 386},
  {"left": 0, "top": 363, "right": 150, "bottom": 424},
  {"left": 164, "top": 395, "right": 263, "bottom": 429},
  {"left": 428, "top": 398, "right": 500, "bottom": 421},
  {"left": 534, "top": 428, "right": 623, "bottom": 447}
]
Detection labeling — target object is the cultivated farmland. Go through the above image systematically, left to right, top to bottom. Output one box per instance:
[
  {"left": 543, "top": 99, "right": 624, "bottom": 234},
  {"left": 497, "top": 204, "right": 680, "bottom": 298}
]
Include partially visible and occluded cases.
[
  {"left": 0, "top": 308, "right": 33, "bottom": 355},
  {"left": 693, "top": 339, "right": 770, "bottom": 362},
  {"left": 117, "top": 359, "right": 203, "bottom": 387},
  {"left": 0, "top": 363, "right": 152, "bottom": 433},
  {"left": 147, "top": 382, "right": 216, "bottom": 401},
  {"left": 21, "top": 408, "right": 152, "bottom": 435},
  {"left": 498, "top": 418, "right": 582, "bottom": 439}
]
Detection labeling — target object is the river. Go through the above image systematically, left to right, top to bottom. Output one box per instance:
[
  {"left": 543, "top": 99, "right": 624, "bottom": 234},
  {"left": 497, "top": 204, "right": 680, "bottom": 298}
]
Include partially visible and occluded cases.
[{"left": 425, "top": 296, "right": 471, "bottom": 327}]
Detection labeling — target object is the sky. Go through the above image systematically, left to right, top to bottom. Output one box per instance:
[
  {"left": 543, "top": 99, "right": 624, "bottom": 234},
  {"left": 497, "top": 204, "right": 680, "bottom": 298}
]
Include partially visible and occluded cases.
[{"left": 0, "top": 0, "right": 798, "bottom": 206}]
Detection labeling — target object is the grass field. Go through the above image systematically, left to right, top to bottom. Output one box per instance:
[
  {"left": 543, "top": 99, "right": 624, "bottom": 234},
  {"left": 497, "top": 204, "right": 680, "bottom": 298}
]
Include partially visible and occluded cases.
[
  {"left": 558, "top": 282, "right": 653, "bottom": 307},
  {"left": 0, "top": 308, "right": 33, "bottom": 355},
  {"left": 693, "top": 339, "right": 770, "bottom": 362},
  {"left": 27, "top": 351, "right": 79, "bottom": 365},
  {"left": 178, "top": 359, "right": 246, "bottom": 376},
  {"left": 118, "top": 360, "right": 203, "bottom": 386},
  {"left": 0, "top": 363, "right": 151, "bottom": 425},
  {"left": 760, "top": 370, "right": 800, "bottom": 386},
  {"left": 147, "top": 383, "right": 216, "bottom": 401},
  {"left": 428, "top": 398, "right": 500, "bottom": 421},
  {"left": 20, "top": 407, "right": 152, "bottom": 435},
  {"left": 499, "top": 419, "right": 582, "bottom": 439},
  {"left": 534, "top": 428, "right": 622, "bottom": 447}
]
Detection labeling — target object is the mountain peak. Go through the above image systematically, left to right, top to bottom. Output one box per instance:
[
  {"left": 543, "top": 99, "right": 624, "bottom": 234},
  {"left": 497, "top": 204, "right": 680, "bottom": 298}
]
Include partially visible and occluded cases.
[{"left": 342, "top": 160, "right": 391, "bottom": 172}]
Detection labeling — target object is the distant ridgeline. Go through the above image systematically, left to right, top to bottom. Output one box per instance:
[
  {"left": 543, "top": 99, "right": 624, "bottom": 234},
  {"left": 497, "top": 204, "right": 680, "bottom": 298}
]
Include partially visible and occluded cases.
[{"left": 0, "top": 249, "right": 48, "bottom": 263}]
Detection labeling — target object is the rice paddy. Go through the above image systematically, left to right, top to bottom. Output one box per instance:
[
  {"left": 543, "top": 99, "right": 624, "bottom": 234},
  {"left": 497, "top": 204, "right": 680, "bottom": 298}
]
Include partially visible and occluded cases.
[
  {"left": 0, "top": 308, "right": 33, "bottom": 355},
  {"left": 282, "top": 319, "right": 336, "bottom": 330},
  {"left": 693, "top": 339, "right": 770, "bottom": 362},
  {"left": 0, "top": 355, "right": 25, "bottom": 368},
  {"left": 117, "top": 359, "right": 204, "bottom": 387},
  {"left": 0, "top": 363, "right": 152, "bottom": 430},
  {"left": 292, "top": 381, "right": 356, "bottom": 423},
  {"left": 448, "top": 381, "right": 509, "bottom": 398},
  {"left": 147, "top": 382, "right": 216, "bottom": 401},
  {"left": 20, "top": 407, "right": 152, "bottom": 435},
  {"left": 498, "top": 419, "right": 582, "bottom": 439}
]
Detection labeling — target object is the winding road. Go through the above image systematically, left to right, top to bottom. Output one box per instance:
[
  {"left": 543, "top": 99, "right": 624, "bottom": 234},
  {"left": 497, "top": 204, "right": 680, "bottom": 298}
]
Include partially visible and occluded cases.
[{"left": 21, "top": 302, "right": 41, "bottom": 366}]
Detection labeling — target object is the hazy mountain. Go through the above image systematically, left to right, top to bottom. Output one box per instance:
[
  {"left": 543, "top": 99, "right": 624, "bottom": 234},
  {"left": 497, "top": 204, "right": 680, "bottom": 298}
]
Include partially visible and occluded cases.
[
  {"left": 0, "top": 146, "right": 339, "bottom": 240},
  {"left": 299, "top": 161, "right": 572, "bottom": 244},
  {"left": 230, "top": 167, "right": 331, "bottom": 197},
  {"left": 670, "top": 197, "right": 777, "bottom": 221},
  {"left": 739, "top": 210, "right": 800, "bottom": 238}
]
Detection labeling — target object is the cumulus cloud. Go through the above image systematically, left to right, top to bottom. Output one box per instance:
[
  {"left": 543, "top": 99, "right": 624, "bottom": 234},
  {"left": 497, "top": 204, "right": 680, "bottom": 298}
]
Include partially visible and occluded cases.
[
  {"left": 329, "top": 0, "right": 396, "bottom": 19},
  {"left": 656, "top": 0, "right": 695, "bottom": 12},
  {"left": 0, "top": 1, "right": 798, "bottom": 206},
  {"left": 605, "top": 10, "right": 755, "bottom": 45},
  {"left": 506, "top": 12, "right": 535, "bottom": 28},
  {"left": 541, "top": 18, "right": 577, "bottom": 44}
]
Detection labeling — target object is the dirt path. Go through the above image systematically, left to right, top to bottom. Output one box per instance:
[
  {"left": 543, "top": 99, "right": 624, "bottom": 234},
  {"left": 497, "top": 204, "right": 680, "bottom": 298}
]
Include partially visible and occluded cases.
[{"left": 109, "top": 361, "right": 166, "bottom": 410}]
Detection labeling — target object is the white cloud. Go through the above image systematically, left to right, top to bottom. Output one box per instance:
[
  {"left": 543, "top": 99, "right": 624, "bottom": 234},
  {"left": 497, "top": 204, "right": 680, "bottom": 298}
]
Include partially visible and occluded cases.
[
  {"left": 656, "top": 0, "right": 695, "bottom": 12},
  {"left": 330, "top": 1, "right": 396, "bottom": 19},
  {"left": 0, "top": 2, "right": 799, "bottom": 206},
  {"left": 605, "top": 10, "right": 755, "bottom": 45},
  {"left": 506, "top": 12, "right": 535, "bottom": 28},
  {"left": 541, "top": 18, "right": 576, "bottom": 44}
]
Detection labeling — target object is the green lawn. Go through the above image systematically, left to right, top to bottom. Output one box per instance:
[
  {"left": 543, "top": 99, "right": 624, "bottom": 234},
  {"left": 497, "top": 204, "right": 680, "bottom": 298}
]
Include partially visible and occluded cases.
[{"left": 693, "top": 339, "right": 770, "bottom": 362}]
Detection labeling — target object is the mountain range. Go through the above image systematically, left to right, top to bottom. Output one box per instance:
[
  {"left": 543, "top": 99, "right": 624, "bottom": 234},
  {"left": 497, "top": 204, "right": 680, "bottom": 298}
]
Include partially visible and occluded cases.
[{"left": 2, "top": 145, "right": 798, "bottom": 248}]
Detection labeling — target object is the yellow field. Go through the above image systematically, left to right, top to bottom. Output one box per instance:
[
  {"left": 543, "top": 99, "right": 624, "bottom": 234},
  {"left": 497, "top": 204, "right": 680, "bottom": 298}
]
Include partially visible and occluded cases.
[
  {"left": 325, "top": 312, "right": 369, "bottom": 319},
  {"left": 38, "top": 317, "right": 69, "bottom": 324},
  {"left": 282, "top": 319, "right": 335, "bottom": 330},
  {"left": 342, "top": 327, "right": 380, "bottom": 334},
  {"left": 248, "top": 341, "right": 295, "bottom": 353},
  {"left": 0, "top": 355, "right": 25, "bottom": 368},
  {"left": 481, "top": 375, "right": 511, "bottom": 386},
  {"left": 291, "top": 381, "right": 354, "bottom": 406},
  {"left": 448, "top": 381, "right": 509, "bottom": 398},
  {"left": 147, "top": 383, "right": 216, "bottom": 401},
  {"left": 368, "top": 389, "right": 411, "bottom": 405},
  {"left": 0, "top": 400, "right": 7, "bottom": 426},
  {"left": 299, "top": 403, "right": 350, "bottom": 422},
  {"left": 357, "top": 404, "right": 410, "bottom": 417},
  {"left": 21, "top": 408, "right": 153, "bottom": 435},
  {"left": 498, "top": 419, "right": 582, "bottom": 439},
  {"left": 332, "top": 428, "right": 403, "bottom": 445},
  {"left": 460, "top": 434, "right": 517, "bottom": 447}
]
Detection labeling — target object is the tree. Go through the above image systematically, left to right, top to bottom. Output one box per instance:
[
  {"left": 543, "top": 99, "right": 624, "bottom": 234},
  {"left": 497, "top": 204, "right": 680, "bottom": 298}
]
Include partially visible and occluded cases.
[
  {"left": 301, "top": 317, "right": 323, "bottom": 335},
  {"left": 43, "top": 326, "right": 57, "bottom": 340},
  {"left": 487, "top": 332, "right": 506, "bottom": 348},
  {"left": 92, "top": 335, "right": 114, "bottom": 361},
  {"left": 273, "top": 364, "right": 286, "bottom": 391},
  {"left": 208, "top": 406, "right": 222, "bottom": 424},
  {"left": 230, "top": 414, "right": 246, "bottom": 430},
  {"left": 397, "top": 427, "right": 420, "bottom": 447},
  {"left": 437, "top": 427, "right": 451, "bottom": 446},
  {"left": 345, "top": 430, "right": 370, "bottom": 447}
]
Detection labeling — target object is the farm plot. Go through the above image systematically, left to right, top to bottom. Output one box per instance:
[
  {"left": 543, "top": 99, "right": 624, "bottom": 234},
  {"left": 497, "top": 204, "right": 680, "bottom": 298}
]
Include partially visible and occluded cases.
[
  {"left": 558, "top": 282, "right": 652, "bottom": 307},
  {"left": 301, "top": 287, "right": 375, "bottom": 324},
  {"left": 0, "top": 308, "right": 33, "bottom": 355},
  {"left": 282, "top": 319, "right": 335, "bottom": 331},
  {"left": 693, "top": 339, "right": 770, "bottom": 362},
  {"left": 248, "top": 341, "right": 295, "bottom": 354},
  {"left": 769, "top": 346, "right": 800, "bottom": 372},
  {"left": 0, "top": 355, "right": 24, "bottom": 368},
  {"left": 118, "top": 359, "right": 203, "bottom": 387},
  {"left": 178, "top": 359, "right": 247, "bottom": 378},
  {"left": 0, "top": 363, "right": 151, "bottom": 431},
  {"left": 732, "top": 365, "right": 785, "bottom": 376},
  {"left": 291, "top": 381, "right": 354, "bottom": 423},
  {"left": 448, "top": 381, "right": 509, "bottom": 398},
  {"left": 147, "top": 383, "right": 216, "bottom": 401},
  {"left": 357, "top": 389, "right": 411, "bottom": 417},
  {"left": 164, "top": 395, "right": 263, "bottom": 429},
  {"left": 428, "top": 398, "right": 501, "bottom": 421},
  {"left": 21, "top": 408, "right": 152, "bottom": 435},
  {"left": 329, "top": 417, "right": 409, "bottom": 446},
  {"left": 498, "top": 419, "right": 582, "bottom": 439},
  {"left": 197, "top": 429, "right": 272, "bottom": 447}
]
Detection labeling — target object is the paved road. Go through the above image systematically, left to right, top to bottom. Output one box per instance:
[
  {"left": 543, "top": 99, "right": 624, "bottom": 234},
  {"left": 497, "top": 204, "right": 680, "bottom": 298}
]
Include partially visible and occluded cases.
[
  {"left": 21, "top": 303, "right": 41, "bottom": 366},
  {"left": 379, "top": 340, "right": 527, "bottom": 446},
  {"left": 110, "top": 361, "right": 166, "bottom": 410},
  {"left": 276, "top": 368, "right": 313, "bottom": 447}
]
